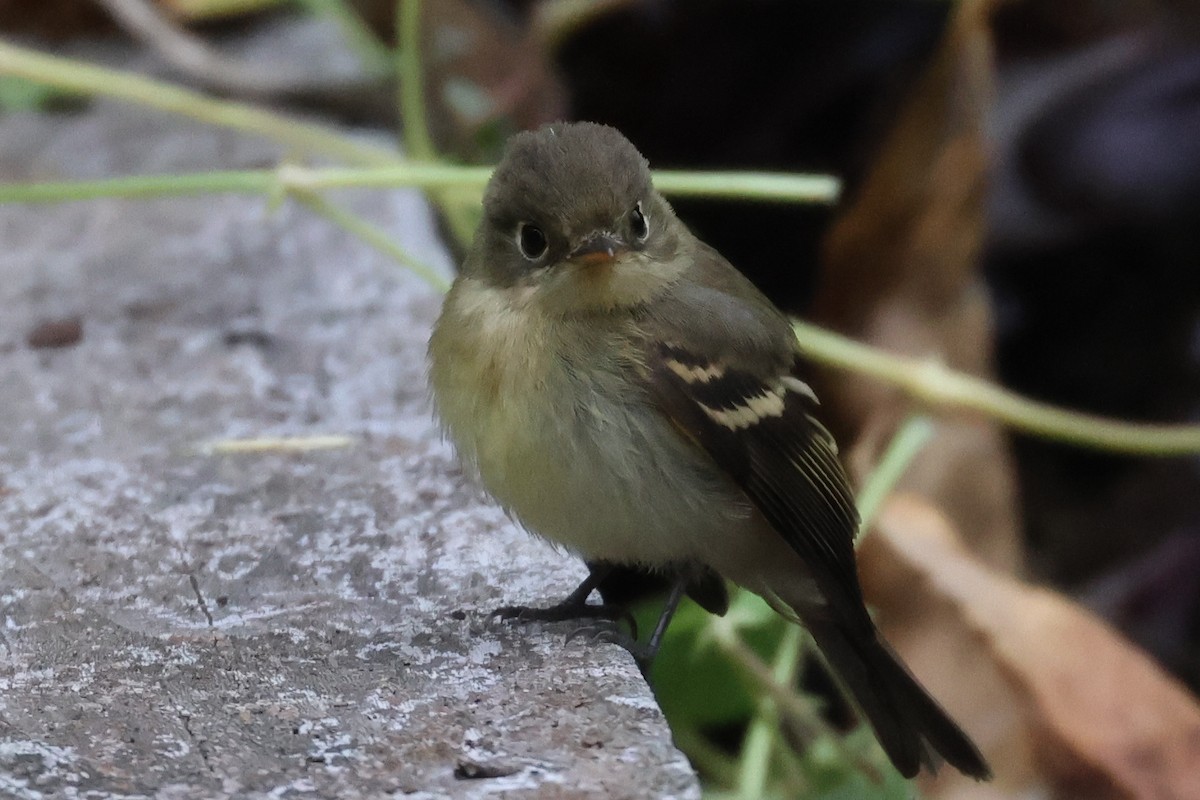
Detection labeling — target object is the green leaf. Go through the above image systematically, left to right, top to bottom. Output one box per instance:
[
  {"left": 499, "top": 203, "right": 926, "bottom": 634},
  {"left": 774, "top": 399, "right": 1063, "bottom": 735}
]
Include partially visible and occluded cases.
[{"left": 649, "top": 601, "right": 759, "bottom": 728}]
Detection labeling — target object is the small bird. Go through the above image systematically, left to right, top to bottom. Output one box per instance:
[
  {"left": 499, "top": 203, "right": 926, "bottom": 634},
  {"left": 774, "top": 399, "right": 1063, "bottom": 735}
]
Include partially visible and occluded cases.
[{"left": 428, "top": 121, "right": 990, "bottom": 780}]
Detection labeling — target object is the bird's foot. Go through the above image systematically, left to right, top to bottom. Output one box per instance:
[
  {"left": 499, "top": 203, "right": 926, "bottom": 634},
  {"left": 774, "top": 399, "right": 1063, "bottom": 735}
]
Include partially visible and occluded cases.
[
  {"left": 490, "top": 599, "right": 638, "bottom": 639},
  {"left": 566, "top": 621, "right": 655, "bottom": 670}
]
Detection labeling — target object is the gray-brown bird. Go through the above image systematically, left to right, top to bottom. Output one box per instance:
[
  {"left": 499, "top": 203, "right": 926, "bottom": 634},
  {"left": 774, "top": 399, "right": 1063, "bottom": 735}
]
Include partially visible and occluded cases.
[{"left": 428, "top": 121, "right": 990, "bottom": 780}]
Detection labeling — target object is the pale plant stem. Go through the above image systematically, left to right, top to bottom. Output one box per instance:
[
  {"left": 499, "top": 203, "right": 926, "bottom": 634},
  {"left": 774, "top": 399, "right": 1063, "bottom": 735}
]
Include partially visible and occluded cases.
[
  {"left": 168, "top": 0, "right": 284, "bottom": 16},
  {"left": 294, "top": 0, "right": 392, "bottom": 75},
  {"left": 394, "top": 0, "right": 481, "bottom": 248},
  {"left": 395, "top": 0, "right": 435, "bottom": 161},
  {"left": 0, "top": 40, "right": 396, "bottom": 166},
  {"left": 0, "top": 42, "right": 1195, "bottom": 457},
  {"left": 0, "top": 165, "right": 837, "bottom": 204},
  {"left": 654, "top": 169, "right": 838, "bottom": 202},
  {"left": 290, "top": 188, "right": 450, "bottom": 292},
  {"left": 793, "top": 320, "right": 1200, "bottom": 456},
  {"left": 854, "top": 414, "right": 936, "bottom": 535},
  {"left": 198, "top": 435, "right": 356, "bottom": 454},
  {"left": 708, "top": 617, "right": 846, "bottom": 755},
  {"left": 735, "top": 625, "right": 803, "bottom": 799}
]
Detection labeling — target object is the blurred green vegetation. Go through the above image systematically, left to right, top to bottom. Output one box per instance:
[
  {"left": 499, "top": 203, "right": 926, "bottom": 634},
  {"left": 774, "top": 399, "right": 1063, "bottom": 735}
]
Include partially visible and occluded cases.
[{"left": 634, "top": 590, "right": 913, "bottom": 798}]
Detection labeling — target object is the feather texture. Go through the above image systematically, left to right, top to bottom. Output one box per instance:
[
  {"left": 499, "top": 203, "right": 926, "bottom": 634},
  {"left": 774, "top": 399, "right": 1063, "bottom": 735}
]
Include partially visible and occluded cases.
[{"left": 644, "top": 342, "right": 865, "bottom": 615}]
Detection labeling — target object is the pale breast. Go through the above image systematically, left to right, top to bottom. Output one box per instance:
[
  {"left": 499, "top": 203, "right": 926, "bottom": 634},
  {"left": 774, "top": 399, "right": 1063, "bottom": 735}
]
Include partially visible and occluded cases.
[{"left": 428, "top": 278, "right": 749, "bottom": 566}]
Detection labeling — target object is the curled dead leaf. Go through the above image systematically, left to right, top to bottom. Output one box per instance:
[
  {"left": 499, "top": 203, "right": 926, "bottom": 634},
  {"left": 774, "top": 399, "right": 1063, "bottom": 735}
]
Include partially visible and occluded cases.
[
  {"left": 811, "top": 0, "right": 1021, "bottom": 571},
  {"left": 860, "top": 494, "right": 1200, "bottom": 800}
]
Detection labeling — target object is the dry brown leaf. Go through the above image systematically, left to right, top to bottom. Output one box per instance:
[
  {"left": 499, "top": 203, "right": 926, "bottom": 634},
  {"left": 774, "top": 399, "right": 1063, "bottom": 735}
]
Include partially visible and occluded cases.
[
  {"left": 811, "top": 0, "right": 1021, "bottom": 570},
  {"left": 811, "top": 3, "right": 1200, "bottom": 795},
  {"left": 861, "top": 494, "right": 1200, "bottom": 800}
]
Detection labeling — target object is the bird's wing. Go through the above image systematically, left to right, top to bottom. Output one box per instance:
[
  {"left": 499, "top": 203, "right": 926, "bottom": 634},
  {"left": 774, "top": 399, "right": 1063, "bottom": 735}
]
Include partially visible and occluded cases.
[{"left": 642, "top": 338, "right": 864, "bottom": 606}]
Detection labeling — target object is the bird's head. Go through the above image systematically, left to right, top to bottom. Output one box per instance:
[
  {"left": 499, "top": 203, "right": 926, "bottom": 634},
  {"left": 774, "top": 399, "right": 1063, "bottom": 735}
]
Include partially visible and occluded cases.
[{"left": 464, "top": 122, "right": 686, "bottom": 315}]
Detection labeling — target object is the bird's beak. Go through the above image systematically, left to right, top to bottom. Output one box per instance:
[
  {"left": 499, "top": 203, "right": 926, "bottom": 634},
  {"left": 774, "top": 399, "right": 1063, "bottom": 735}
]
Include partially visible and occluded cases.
[{"left": 569, "top": 232, "right": 628, "bottom": 266}]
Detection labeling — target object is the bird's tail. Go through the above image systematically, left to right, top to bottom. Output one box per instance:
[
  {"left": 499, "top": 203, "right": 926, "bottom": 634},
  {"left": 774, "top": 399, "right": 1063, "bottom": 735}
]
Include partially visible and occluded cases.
[{"left": 804, "top": 615, "right": 992, "bottom": 780}]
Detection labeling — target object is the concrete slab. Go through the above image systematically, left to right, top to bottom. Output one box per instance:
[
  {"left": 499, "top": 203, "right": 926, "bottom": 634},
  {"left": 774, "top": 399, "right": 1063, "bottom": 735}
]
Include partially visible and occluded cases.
[{"left": 0, "top": 96, "right": 699, "bottom": 799}]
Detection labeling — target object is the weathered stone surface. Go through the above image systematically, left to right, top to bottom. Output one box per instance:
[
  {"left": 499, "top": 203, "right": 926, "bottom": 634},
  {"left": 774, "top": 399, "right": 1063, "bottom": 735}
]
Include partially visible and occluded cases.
[{"left": 0, "top": 93, "right": 699, "bottom": 798}]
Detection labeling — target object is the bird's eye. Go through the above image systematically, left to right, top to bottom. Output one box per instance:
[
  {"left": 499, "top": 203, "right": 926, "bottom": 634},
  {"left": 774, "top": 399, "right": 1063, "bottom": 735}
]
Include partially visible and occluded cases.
[
  {"left": 630, "top": 202, "right": 650, "bottom": 242},
  {"left": 517, "top": 223, "right": 548, "bottom": 260}
]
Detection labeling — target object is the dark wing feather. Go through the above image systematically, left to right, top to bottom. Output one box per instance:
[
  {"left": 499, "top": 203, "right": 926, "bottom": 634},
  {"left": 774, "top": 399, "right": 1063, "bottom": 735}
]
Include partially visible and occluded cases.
[{"left": 646, "top": 342, "right": 864, "bottom": 607}]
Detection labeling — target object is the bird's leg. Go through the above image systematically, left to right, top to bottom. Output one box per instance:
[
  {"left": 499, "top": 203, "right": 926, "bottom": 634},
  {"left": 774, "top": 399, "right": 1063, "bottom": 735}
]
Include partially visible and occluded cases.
[
  {"left": 491, "top": 563, "right": 633, "bottom": 631},
  {"left": 569, "top": 575, "right": 688, "bottom": 671},
  {"left": 643, "top": 576, "right": 687, "bottom": 661}
]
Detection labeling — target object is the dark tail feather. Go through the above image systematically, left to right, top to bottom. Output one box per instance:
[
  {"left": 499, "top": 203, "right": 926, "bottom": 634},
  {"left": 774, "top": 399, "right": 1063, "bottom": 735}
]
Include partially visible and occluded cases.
[{"left": 806, "top": 617, "right": 992, "bottom": 780}]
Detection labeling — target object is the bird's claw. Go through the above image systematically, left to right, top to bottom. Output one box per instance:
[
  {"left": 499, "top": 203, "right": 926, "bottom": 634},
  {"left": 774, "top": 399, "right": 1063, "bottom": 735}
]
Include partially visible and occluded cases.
[
  {"left": 489, "top": 601, "right": 638, "bottom": 638},
  {"left": 566, "top": 621, "right": 653, "bottom": 667}
]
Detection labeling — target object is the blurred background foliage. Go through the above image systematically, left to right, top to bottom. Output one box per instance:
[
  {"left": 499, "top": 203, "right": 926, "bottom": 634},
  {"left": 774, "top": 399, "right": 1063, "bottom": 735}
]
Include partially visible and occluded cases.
[{"left": 2, "top": 1, "right": 1199, "bottom": 798}]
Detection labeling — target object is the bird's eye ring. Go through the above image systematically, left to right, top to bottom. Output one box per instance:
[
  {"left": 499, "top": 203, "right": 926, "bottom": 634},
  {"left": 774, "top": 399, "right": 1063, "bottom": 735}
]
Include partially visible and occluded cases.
[
  {"left": 630, "top": 202, "right": 650, "bottom": 242},
  {"left": 518, "top": 221, "right": 549, "bottom": 260},
  {"left": 516, "top": 223, "right": 549, "bottom": 260}
]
